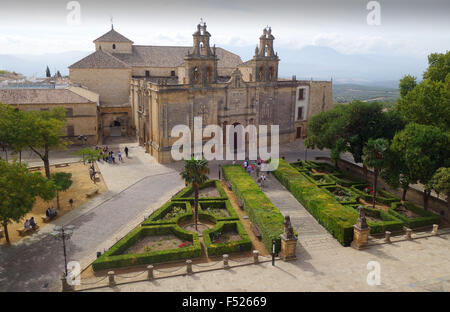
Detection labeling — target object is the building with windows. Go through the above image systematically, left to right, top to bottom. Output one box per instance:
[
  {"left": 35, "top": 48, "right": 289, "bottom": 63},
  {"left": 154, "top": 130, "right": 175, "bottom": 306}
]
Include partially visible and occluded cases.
[
  {"left": 69, "top": 23, "right": 333, "bottom": 162},
  {"left": 0, "top": 86, "right": 99, "bottom": 144}
]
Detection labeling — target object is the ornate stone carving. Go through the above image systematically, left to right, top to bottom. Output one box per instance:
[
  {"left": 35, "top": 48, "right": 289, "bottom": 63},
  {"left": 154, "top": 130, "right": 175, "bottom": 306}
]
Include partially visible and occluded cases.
[
  {"left": 355, "top": 205, "right": 369, "bottom": 230},
  {"left": 283, "top": 215, "right": 296, "bottom": 240}
]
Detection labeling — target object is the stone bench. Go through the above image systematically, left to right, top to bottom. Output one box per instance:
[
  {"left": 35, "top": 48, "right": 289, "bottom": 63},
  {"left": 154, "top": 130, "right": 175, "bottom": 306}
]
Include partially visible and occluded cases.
[
  {"left": 55, "top": 163, "right": 70, "bottom": 168},
  {"left": 86, "top": 188, "right": 99, "bottom": 198},
  {"left": 250, "top": 222, "right": 262, "bottom": 240},
  {"left": 17, "top": 225, "right": 39, "bottom": 236}
]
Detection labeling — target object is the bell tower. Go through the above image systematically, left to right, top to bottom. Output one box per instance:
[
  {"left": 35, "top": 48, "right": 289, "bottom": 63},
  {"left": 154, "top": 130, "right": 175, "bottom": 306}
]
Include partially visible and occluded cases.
[
  {"left": 184, "top": 21, "right": 218, "bottom": 86},
  {"left": 252, "top": 26, "right": 279, "bottom": 82}
]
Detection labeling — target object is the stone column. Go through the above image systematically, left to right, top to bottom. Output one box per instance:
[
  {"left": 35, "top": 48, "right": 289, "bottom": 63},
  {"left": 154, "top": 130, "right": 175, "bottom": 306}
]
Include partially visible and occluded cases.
[{"left": 351, "top": 206, "right": 371, "bottom": 250}]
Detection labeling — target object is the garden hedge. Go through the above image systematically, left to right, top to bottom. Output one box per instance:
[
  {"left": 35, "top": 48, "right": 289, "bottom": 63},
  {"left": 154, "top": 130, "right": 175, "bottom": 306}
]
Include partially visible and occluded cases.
[
  {"left": 274, "top": 159, "right": 358, "bottom": 246},
  {"left": 222, "top": 165, "right": 284, "bottom": 253},
  {"left": 299, "top": 171, "right": 336, "bottom": 187},
  {"left": 172, "top": 179, "right": 228, "bottom": 201},
  {"left": 350, "top": 184, "right": 400, "bottom": 205},
  {"left": 321, "top": 185, "right": 360, "bottom": 205},
  {"left": 199, "top": 200, "right": 239, "bottom": 222},
  {"left": 142, "top": 201, "right": 192, "bottom": 226},
  {"left": 389, "top": 202, "right": 441, "bottom": 228},
  {"left": 348, "top": 205, "right": 404, "bottom": 234},
  {"left": 203, "top": 221, "right": 252, "bottom": 256},
  {"left": 92, "top": 225, "right": 202, "bottom": 271}
]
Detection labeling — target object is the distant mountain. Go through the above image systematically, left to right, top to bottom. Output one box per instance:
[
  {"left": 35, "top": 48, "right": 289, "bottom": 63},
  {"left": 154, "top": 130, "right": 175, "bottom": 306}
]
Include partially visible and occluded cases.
[
  {"left": 0, "top": 45, "right": 428, "bottom": 87},
  {"left": 223, "top": 45, "right": 427, "bottom": 88},
  {"left": 0, "top": 51, "right": 91, "bottom": 78}
]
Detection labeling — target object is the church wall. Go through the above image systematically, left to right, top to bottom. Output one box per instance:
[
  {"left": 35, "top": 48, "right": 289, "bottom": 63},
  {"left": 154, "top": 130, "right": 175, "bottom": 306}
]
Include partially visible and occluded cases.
[
  {"left": 95, "top": 42, "right": 132, "bottom": 54},
  {"left": 132, "top": 67, "right": 177, "bottom": 77},
  {"left": 70, "top": 68, "right": 131, "bottom": 107},
  {"left": 307, "top": 81, "right": 333, "bottom": 120}
]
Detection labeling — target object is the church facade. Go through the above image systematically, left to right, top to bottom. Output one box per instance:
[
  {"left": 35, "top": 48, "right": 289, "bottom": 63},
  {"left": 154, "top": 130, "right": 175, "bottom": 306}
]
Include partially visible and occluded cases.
[{"left": 69, "top": 23, "right": 333, "bottom": 163}]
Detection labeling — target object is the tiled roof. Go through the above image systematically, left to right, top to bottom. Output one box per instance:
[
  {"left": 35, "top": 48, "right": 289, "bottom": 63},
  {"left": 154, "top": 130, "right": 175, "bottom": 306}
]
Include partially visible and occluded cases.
[
  {"left": 93, "top": 28, "right": 134, "bottom": 43},
  {"left": 112, "top": 45, "right": 242, "bottom": 68},
  {"left": 69, "top": 49, "right": 131, "bottom": 69},
  {"left": 0, "top": 88, "right": 97, "bottom": 105}
]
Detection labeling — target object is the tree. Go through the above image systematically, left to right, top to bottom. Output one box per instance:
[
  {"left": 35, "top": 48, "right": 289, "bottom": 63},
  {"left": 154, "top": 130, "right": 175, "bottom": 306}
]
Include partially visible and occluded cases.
[
  {"left": 423, "top": 51, "right": 450, "bottom": 83},
  {"left": 46, "top": 66, "right": 51, "bottom": 78},
  {"left": 399, "top": 74, "right": 417, "bottom": 97},
  {"left": 395, "top": 78, "right": 450, "bottom": 131},
  {"left": 306, "top": 101, "right": 405, "bottom": 176},
  {"left": 0, "top": 104, "right": 29, "bottom": 163},
  {"left": 25, "top": 107, "right": 67, "bottom": 178},
  {"left": 391, "top": 123, "right": 450, "bottom": 209},
  {"left": 362, "top": 138, "right": 389, "bottom": 208},
  {"left": 74, "top": 147, "right": 101, "bottom": 165},
  {"left": 381, "top": 148, "right": 415, "bottom": 202},
  {"left": 179, "top": 158, "right": 210, "bottom": 231},
  {"left": 0, "top": 160, "right": 55, "bottom": 244},
  {"left": 431, "top": 167, "right": 450, "bottom": 210},
  {"left": 51, "top": 172, "right": 73, "bottom": 210}
]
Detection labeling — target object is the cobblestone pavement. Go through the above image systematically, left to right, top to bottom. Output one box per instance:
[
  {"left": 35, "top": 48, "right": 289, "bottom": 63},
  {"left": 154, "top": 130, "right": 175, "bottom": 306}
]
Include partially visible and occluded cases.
[{"left": 0, "top": 140, "right": 185, "bottom": 292}]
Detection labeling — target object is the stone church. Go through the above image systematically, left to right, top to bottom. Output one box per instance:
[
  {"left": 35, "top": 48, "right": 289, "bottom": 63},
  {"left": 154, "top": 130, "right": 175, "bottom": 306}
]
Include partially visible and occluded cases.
[{"left": 69, "top": 23, "right": 333, "bottom": 163}]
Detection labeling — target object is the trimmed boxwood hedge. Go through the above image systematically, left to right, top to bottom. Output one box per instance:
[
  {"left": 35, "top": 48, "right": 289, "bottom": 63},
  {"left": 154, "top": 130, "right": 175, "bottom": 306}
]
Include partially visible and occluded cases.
[
  {"left": 274, "top": 159, "right": 358, "bottom": 246},
  {"left": 222, "top": 165, "right": 284, "bottom": 253},
  {"left": 300, "top": 171, "right": 336, "bottom": 187},
  {"left": 172, "top": 179, "right": 228, "bottom": 201},
  {"left": 350, "top": 184, "right": 400, "bottom": 205},
  {"left": 321, "top": 185, "right": 360, "bottom": 205},
  {"left": 199, "top": 200, "right": 239, "bottom": 221},
  {"left": 142, "top": 201, "right": 192, "bottom": 226},
  {"left": 389, "top": 202, "right": 441, "bottom": 228},
  {"left": 348, "top": 205, "right": 404, "bottom": 234},
  {"left": 203, "top": 221, "right": 252, "bottom": 256},
  {"left": 92, "top": 225, "right": 202, "bottom": 271}
]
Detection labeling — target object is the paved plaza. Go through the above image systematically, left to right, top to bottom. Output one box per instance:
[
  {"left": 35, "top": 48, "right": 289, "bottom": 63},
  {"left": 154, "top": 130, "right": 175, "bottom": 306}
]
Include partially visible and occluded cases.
[{"left": 1, "top": 139, "right": 449, "bottom": 292}]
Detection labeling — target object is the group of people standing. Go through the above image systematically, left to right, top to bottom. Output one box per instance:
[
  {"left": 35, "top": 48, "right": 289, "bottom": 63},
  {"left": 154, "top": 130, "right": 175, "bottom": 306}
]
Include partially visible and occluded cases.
[
  {"left": 96, "top": 146, "right": 129, "bottom": 164},
  {"left": 243, "top": 158, "right": 267, "bottom": 187}
]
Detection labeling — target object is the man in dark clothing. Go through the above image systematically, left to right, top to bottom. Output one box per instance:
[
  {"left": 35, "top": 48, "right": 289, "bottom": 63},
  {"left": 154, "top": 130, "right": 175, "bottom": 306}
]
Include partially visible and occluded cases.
[{"left": 124, "top": 146, "right": 129, "bottom": 158}]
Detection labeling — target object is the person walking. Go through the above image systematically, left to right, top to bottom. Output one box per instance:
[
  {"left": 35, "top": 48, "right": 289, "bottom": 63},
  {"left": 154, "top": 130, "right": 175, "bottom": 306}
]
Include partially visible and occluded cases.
[
  {"left": 124, "top": 146, "right": 129, "bottom": 158},
  {"left": 118, "top": 151, "right": 123, "bottom": 162},
  {"left": 261, "top": 173, "right": 266, "bottom": 187}
]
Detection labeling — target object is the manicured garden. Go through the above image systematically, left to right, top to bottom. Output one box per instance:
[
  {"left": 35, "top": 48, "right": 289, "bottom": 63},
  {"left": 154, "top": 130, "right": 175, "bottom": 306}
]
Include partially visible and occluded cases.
[
  {"left": 274, "top": 159, "right": 440, "bottom": 246},
  {"left": 222, "top": 165, "right": 286, "bottom": 253},
  {"left": 92, "top": 179, "right": 252, "bottom": 271}
]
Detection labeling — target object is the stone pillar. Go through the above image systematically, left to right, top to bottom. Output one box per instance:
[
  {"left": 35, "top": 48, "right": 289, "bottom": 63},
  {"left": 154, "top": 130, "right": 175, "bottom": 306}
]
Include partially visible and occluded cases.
[
  {"left": 351, "top": 206, "right": 371, "bottom": 250},
  {"left": 431, "top": 224, "right": 439, "bottom": 235},
  {"left": 405, "top": 228, "right": 413, "bottom": 240},
  {"left": 384, "top": 231, "right": 391, "bottom": 243},
  {"left": 280, "top": 234, "right": 298, "bottom": 261},
  {"left": 253, "top": 250, "right": 259, "bottom": 264},
  {"left": 223, "top": 254, "right": 229, "bottom": 269},
  {"left": 186, "top": 260, "right": 193, "bottom": 275},
  {"left": 147, "top": 265, "right": 154, "bottom": 280},
  {"left": 108, "top": 271, "right": 115, "bottom": 287},
  {"left": 61, "top": 275, "right": 73, "bottom": 292}
]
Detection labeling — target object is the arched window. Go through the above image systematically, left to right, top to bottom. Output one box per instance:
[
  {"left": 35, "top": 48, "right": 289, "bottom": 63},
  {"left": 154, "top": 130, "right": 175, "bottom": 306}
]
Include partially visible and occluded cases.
[
  {"left": 112, "top": 44, "right": 116, "bottom": 50},
  {"left": 193, "top": 67, "right": 200, "bottom": 83},
  {"left": 258, "top": 67, "right": 264, "bottom": 81},
  {"left": 269, "top": 67, "right": 274, "bottom": 81}
]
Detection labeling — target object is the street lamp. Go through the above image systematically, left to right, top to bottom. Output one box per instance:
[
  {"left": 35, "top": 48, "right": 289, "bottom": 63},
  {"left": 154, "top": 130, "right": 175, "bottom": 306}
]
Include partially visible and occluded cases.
[{"left": 51, "top": 225, "right": 75, "bottom": 277}]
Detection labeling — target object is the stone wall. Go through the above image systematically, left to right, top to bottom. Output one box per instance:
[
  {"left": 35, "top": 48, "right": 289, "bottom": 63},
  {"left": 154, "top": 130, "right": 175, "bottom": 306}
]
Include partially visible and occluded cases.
[{"left": 70, "top": 68, "right": 131, "bottom": 107}]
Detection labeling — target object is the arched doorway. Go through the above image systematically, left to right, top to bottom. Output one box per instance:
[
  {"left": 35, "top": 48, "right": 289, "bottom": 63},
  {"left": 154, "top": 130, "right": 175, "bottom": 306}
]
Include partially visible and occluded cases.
[
  {"left": 110, "top": 120, "right": 121, "bottom": 137},
  {"left": 232, "top": 122, "right": 240, "bottom": 153}
]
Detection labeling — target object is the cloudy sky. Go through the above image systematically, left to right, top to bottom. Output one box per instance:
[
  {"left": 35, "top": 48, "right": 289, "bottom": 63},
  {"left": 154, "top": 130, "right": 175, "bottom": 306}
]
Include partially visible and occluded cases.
[{"left": 0, "top": 0, "right": 449, "bottom": 82}]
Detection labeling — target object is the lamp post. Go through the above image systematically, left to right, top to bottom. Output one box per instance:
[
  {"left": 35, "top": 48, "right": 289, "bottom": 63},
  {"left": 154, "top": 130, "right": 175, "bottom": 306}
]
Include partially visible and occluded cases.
[
  {"left": 51, "top": 225, "right": 75, "bottom": 277},
  {"left": 272, "top": 239, "right": 276, "bottom": 266}
]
